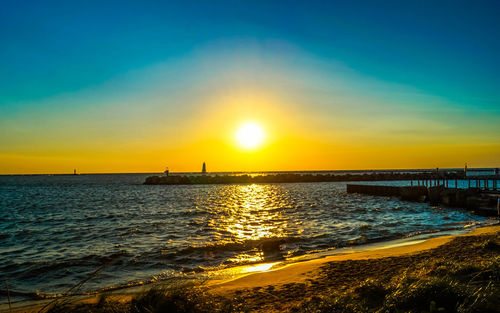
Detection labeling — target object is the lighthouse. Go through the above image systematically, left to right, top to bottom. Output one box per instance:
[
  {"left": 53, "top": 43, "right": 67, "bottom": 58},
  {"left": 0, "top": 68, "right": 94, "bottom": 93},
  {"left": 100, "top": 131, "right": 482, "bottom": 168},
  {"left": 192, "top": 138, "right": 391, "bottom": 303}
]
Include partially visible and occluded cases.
[{"left": 202, "top": 162, "right": 207, "bottom": 174}]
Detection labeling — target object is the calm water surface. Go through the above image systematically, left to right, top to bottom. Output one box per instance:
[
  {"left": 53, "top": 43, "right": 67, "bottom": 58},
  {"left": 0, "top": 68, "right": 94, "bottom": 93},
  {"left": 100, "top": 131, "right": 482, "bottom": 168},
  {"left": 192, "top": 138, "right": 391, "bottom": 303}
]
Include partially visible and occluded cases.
[{"left": 0, "top": 173, "right": 487, "bottom": 298}]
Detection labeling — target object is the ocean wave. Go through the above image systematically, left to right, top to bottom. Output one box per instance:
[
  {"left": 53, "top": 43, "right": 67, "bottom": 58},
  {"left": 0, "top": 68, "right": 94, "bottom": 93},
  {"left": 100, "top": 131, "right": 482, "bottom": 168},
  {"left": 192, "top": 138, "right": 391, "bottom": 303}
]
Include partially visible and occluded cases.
[
  {"left": 159, "top": 236, "right": 302, "bottom": 259},
  {"left": 2, "top": 250, "right": 131, "bottom": 281}
]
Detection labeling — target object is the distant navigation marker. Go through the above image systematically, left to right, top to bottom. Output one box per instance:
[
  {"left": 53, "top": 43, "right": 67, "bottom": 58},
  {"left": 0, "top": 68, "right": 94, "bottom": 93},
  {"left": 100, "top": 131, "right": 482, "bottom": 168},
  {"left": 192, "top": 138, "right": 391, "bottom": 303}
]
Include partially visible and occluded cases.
[
  {"left": 202, "top": 162, "right": 207, "bottom": 174},
  {"left": 73, "top": 169, "right": 77, "bottom": 175}
]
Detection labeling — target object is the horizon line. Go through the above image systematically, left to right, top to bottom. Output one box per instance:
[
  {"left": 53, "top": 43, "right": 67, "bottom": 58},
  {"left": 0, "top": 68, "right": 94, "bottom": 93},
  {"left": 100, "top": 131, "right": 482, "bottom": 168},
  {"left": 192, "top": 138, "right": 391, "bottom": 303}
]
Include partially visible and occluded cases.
[{"left": 2, "top": 166, "right": 499, "bottom": 176}]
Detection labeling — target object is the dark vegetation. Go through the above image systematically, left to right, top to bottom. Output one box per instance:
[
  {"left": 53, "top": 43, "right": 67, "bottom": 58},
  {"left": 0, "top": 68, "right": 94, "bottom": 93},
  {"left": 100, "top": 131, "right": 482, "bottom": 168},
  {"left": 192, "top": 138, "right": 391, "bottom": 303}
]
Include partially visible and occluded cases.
[
  {"left": 144, "top": 172, "right": 465, "bottom": 185},
  {"left": 44, "top": 232, "right": 500, "bottom": 313},
  {"left": 291, "top": 258, "right": 500, "bottom": 313},
  {"left": 45, "top": 285, "right": 240, "bottom": 313}
]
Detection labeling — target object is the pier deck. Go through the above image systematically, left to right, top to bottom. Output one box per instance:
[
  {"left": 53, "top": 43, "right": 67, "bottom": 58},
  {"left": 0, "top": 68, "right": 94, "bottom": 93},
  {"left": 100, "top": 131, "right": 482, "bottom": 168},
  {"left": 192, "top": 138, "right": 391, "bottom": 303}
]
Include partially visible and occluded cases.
[{"left": 346, "top": 184, "right": 499, "bottom": 217}]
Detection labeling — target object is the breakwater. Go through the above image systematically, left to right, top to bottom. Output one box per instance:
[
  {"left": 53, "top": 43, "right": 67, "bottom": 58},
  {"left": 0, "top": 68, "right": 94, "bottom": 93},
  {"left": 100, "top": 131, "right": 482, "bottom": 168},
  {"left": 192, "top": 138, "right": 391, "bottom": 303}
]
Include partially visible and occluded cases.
[
  {"left": 144, "top": 172, "right": 465, "bottom": 185},
  {"left": 347, "top": 184, "right": 500, "bottom": 216}
]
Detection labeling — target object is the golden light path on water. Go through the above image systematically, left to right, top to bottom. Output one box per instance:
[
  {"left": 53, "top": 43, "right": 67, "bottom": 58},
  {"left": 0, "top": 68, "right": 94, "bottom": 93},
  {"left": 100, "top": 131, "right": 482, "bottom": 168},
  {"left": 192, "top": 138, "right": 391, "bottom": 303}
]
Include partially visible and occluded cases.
[
  {"left": 206, "top": 184, "right": 292, "bottom": 264},
  {"left": 225, "top": 184, "right": 283, "bottom": 239}
]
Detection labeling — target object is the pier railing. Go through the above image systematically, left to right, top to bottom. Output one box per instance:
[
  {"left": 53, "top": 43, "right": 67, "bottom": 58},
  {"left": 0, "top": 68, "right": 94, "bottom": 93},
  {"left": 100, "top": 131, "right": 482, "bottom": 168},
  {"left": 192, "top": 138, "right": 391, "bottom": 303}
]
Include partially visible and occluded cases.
[{"left": 409, "top": 175, "right": 500, "bottom": 191}]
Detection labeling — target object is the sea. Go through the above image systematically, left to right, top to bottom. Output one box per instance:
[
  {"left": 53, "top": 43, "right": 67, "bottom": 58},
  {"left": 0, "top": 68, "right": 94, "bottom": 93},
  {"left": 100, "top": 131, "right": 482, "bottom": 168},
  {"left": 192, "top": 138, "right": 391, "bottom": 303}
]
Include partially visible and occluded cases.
[{"left": 0, "top": 171, "right": 496, "bottom": 302}]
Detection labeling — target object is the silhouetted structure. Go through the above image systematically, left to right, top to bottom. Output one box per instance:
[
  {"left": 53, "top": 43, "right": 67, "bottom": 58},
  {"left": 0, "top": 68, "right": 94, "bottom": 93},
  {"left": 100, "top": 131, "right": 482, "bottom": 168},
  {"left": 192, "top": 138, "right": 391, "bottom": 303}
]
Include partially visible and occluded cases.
[
  {"left": 145, "top": 166, "right": 500, "bottom": 187},
  {"left": 164, "top": 167, "right": 169, "bottom": 176},
  {"left": 145, "top": 171, "right": 468, "bottom": 186},
  {"left": 347, "top": 184, "right": 499, "bottom": 216},
  {"left": 259, "top": 238, "right": 285, "bottom": 260}
]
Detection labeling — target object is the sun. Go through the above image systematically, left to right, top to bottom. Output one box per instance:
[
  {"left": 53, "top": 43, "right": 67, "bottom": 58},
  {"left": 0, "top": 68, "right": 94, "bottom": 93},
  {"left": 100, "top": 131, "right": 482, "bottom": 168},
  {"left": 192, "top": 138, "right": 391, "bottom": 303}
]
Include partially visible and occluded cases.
[{"left": 235, "top": 122, "right": 265, "bottom": 150}]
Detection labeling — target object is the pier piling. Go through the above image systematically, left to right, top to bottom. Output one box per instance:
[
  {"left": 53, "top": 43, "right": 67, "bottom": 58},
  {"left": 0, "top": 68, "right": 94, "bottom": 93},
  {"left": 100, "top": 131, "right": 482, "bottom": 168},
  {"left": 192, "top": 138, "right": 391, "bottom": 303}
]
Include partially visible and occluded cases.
[{"left": 5, "top": 280, "right": 11, "bottom": 311}]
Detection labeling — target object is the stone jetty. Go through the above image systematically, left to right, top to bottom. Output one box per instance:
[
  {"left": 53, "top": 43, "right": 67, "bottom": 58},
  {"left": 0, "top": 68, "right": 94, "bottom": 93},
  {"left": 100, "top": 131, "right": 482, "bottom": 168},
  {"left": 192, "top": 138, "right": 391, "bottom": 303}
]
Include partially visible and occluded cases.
[{"left": 144, "top": 172, "right": 464, "bottom": 185}]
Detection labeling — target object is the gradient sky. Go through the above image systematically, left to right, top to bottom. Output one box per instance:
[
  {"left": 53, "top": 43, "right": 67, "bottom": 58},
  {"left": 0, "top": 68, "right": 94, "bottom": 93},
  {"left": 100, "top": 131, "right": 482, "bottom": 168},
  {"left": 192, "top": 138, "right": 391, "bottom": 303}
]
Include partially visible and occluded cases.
[{"left": 1, "top": 0, "right": 499, "bottom": 174}]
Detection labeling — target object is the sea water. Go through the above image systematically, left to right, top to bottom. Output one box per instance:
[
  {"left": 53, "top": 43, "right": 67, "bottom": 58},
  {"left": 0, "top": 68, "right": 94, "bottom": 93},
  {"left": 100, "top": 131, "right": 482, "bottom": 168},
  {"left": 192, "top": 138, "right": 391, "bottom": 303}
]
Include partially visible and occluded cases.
[{"left": 0, "top": 173, "right": 488, "bottom": 300}]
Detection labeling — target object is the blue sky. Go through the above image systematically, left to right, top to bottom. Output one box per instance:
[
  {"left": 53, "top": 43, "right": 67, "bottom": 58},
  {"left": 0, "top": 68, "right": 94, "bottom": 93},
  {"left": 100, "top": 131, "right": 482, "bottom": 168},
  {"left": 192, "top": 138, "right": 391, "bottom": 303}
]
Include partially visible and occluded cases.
[
  {"left": 0, "top": 0, "right": 499, "bottom": 173},
  {"left": 1, "top": 1, "right": 498, "bottom": 105}
]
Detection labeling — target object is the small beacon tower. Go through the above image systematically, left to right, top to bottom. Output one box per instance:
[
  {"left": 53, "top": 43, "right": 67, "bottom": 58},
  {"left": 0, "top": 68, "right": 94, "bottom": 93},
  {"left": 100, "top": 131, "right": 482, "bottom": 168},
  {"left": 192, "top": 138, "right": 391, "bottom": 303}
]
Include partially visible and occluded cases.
[{"left": 202, "top": 162, "right": 207, "bottom": 175}]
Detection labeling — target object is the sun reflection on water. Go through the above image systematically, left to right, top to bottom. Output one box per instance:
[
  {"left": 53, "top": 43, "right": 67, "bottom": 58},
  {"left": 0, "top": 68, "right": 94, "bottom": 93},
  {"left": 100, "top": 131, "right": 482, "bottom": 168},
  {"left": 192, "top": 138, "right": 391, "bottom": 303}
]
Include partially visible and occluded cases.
[
  {"left": 204, "top": 184, "right": 290, "bottom": 264},
  {"left": 220, "top": 184, "right": 286, "bottom": 241},
  {"left": 240, "top": 262, "right": 280, "bottom": 273}
]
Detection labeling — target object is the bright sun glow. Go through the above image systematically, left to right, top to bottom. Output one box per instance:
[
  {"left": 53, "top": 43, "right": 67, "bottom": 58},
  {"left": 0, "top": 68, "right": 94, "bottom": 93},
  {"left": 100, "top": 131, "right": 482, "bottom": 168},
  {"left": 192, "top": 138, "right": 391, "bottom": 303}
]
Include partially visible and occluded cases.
[{"left": 235, "top": 122, "right": 265, "bottom": 150}]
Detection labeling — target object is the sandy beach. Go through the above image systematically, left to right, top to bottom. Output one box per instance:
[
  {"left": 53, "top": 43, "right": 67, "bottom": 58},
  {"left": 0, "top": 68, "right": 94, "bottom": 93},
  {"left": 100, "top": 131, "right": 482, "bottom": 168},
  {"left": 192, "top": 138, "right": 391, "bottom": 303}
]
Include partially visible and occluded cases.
[
  {"left": 6, "top": 223, "right": 500, "bottom": 313},
  {"left": 208, "top": 224, "right": 500, "bottom": 312}
]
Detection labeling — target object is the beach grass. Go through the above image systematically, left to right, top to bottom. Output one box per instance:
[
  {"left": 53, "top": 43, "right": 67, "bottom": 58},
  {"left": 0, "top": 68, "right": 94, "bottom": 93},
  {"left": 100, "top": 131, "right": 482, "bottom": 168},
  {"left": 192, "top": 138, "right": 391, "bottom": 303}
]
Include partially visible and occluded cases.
[
  {"left": 291, "top": 257, "right": 500, "bottom": 313},
  {"left": 45, "top": 285, "right": 239, "bottom": 313}
]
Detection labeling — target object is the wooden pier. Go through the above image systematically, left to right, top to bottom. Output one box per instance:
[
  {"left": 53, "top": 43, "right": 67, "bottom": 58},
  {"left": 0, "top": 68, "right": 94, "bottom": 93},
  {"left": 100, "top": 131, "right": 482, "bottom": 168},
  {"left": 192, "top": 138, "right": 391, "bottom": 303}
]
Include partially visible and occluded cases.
[{"left": 346, "top": 183, "right": 500, "bottom": 217}]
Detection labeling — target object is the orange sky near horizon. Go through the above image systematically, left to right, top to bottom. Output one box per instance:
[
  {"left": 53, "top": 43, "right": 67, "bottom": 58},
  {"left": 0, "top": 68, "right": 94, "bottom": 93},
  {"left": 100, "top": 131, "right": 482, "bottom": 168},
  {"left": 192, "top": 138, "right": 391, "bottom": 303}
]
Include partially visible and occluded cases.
[{"left": 1, "top": 139, "right": 499, "bottom": 174}]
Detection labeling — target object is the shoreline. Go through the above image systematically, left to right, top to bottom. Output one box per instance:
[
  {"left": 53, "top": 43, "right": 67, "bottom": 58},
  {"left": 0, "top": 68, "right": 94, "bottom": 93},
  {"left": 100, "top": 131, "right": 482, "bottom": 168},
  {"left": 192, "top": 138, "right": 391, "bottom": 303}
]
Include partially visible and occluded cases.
[
  {"left": 4, "top": 222, "right": 499, "bottom": 313},
  {"left": 4, "top": 223, "right": 487, "bottom": 299},
  {"left": 209, "top": 223, "right": 500, "bottom": 293},
  {"left": 202, "top": 225, "right": 474, "bottom": 284}
]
